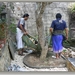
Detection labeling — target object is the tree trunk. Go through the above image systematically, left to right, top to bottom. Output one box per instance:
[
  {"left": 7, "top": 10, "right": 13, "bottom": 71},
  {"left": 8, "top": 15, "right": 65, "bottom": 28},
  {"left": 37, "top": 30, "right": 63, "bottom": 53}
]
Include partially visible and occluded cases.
[
  {"left": 35, "top": 2, "right": 52, "bottom": 60},
  {"left": 36, "top": 15, "right": 48, "bottom": 60}
]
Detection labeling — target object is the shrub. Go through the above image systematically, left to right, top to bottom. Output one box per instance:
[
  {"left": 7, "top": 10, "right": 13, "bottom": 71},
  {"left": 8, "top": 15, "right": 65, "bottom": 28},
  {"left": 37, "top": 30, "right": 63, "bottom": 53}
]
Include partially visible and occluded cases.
[
  {"left": 0, "top": 23, "right": 6, "bottom": 40},
  {"left": 8, "top": 23, "right": 16, "bottom": 34}
]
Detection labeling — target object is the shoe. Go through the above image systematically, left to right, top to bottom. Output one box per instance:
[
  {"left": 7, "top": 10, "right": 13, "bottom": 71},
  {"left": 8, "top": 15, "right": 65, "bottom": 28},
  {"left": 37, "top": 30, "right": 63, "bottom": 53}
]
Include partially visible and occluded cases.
[
  {"left": 18, "top": 53, "right": 25, "bottom": 56},
  {"left": 52, "top": 56, "right": 56, "bottom": 58}
]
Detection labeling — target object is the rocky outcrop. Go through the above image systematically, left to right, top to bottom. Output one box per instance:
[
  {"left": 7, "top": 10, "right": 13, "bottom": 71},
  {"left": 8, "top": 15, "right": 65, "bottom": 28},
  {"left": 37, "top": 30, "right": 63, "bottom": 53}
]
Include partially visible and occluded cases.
[{"left": 0, "top": 42, "right": 11, "bottom": 71}]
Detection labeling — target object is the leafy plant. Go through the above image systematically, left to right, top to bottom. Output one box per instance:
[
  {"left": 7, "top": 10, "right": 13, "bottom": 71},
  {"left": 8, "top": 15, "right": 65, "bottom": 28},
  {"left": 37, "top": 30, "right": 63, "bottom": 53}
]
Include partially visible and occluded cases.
[
  {"left": 69, "top": 3, "right": 75, "bottom": 20},
  {"left": 70, "top": 3, "right": 75, "bottom": 13},
  {"left": 0, "top": 4, "right": 6, "bottom": 40},
  {"left": 0, "top": 5, "right": 6, "bottom": 14},
  {"left": 0, "top": 23, "right": 6, "bottom": 40},
  {"left": 8, "top": 23, "right": 16, "bottom": 34},
  {"left": 34, "top": 34, "right": 38, "bottom": 40}
]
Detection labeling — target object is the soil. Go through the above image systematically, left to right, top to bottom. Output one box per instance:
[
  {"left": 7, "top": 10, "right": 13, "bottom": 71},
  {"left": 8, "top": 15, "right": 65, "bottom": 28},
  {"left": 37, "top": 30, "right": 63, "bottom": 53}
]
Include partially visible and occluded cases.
[
  {"left": 23, "top": 50, "right": 66, "bottom": 68},
  {"left": 11, "top": 52, "right": 68, "bottom": 71}
]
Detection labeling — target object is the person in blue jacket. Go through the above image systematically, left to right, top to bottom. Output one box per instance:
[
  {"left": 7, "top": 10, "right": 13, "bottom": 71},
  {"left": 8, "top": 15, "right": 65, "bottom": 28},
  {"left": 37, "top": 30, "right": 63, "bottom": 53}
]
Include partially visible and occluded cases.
[{"left": 50, "top": 13, "right": 68, "bottom": 59}]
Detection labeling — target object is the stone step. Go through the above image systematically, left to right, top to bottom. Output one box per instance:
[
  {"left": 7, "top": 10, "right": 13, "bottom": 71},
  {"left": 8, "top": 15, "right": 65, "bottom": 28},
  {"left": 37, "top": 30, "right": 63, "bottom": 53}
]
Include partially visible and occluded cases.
[{"left": 67, "top": 58, "right": 75, "bottom": 71}]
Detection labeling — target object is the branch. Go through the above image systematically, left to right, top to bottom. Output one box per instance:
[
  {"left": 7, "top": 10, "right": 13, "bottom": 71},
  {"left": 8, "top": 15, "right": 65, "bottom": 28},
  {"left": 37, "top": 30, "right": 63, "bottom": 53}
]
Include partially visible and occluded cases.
[
  {"left": 35, "top": 2, "right": 52, "bottom": 19},
  {"left": 35, "top": 2, "right": 42, "bottom": 19},
  {"left": 39, "top": 2, "right": 47, "bottom": 15},
  {"left": 40, "top": 2, "right": 52, "bottom": 16}
]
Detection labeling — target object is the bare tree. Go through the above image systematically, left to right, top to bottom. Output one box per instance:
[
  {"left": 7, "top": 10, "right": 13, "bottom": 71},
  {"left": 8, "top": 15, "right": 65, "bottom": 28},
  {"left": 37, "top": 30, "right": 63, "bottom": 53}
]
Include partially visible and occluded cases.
[{"left": 35, "top": 2, "right": 52, "bottom": 60}]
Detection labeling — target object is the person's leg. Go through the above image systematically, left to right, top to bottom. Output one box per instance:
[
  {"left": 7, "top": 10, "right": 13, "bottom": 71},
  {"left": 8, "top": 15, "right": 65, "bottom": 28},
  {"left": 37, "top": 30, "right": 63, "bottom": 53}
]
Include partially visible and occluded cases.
[
  {"left": 16, "top": 28, "right": 24, "bottom": 56},
  {"left": 17, "top": 35, "right": 24, "bottom": 55},
  {"left": 52, "top": 35, "right": 59, "bottom": 59},
  {"left": 17, "top": 39, "right": 23, "bottom": 55},
  {"left": 18, "top": 41, "right": 25, "bottom": 55},
  {"left": 21, "top": 41, "right": 25, "bottom": 53},
  {"left": 18, "top": 48, "right": 22, "bottom": 55},
  {"left": 18, "top": 48, "right": 24, "bottom": 56},
  {"left": 22, "top": 48, "right": 24, "bottom": 53},
  {"left": 18, "top": 50, "right": 21, "bottom": 54},
  {"left": 59, "top": 52, "right": 62, "bottom": 58},
  {"left": 56, "top": 53, "right": 59, "bottom": 59}
]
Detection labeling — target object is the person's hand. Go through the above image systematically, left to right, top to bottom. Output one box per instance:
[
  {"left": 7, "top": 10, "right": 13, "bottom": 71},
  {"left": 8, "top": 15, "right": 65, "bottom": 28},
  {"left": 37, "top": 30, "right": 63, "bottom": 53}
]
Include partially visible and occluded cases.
[
  {"left": 23, "top": 31, "right": 28, "bottom": 35},
  {"left": 25, "top": 31, "right": 28, "bottom": 35},
  {"left": 23, "top": 32, "right": 27, "bottom": 35},
  {"left": 66, "top": 36, "right": 68, "bottom": 40}
]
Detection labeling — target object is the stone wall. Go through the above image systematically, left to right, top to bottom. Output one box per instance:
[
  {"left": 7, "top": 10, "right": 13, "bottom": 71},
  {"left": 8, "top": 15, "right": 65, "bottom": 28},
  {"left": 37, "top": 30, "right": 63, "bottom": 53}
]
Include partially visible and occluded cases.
[
  {"left": 4, "top": 2, "right": 72, "bottom": 36},
  {"left": 0, "top": 42, "right": 11, "bottom": 71}
]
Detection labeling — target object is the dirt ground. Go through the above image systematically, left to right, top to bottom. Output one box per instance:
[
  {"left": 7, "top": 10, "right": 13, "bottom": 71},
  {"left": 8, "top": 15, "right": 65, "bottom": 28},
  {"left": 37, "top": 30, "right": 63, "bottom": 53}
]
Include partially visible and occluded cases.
[
  {"left": 10, "top": 47, "right": 75, "bottom": 71},
  {"left": 23, "top": 50, "right": 66, "bottom": 68},
  {"left": 10, "top": 51, "right": 68, "bottom": 71}
]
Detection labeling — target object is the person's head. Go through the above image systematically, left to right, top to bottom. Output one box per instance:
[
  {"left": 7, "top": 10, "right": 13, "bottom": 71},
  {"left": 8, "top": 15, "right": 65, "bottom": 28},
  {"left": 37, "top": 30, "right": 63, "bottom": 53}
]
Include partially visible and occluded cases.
[
  {"left": 23, "top": 13, "right": 29, "bottom": 20},
  {"left": 56, "top": 13, "right": 62, "bottom": 19}
]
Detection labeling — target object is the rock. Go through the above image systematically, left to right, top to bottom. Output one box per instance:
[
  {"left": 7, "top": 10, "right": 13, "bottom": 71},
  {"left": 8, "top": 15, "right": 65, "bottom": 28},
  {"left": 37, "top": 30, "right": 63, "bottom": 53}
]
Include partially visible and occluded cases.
[
  {"left": 8, "top": 39, "right": 16, "bottom": 60},
  {"left": 0, "top": 42, "right": 11, "bottom": 71},
  {"left": 70, "top": 47, "right": 75, "bottom": 51},
  {"left": 25, "top": 50, "right": 33, "bottom": 54},
  {"left": 70, "top": 51, "right": 75, "bottom": 58},
  {"left": 67, "top": 58, "right": 75, "bottom": 71},
  {"left": 8, "top": 64, "right": 27, "bottom": 71},
  {"left": 59, "top": 64, "right": 66, "bottom": 67}
]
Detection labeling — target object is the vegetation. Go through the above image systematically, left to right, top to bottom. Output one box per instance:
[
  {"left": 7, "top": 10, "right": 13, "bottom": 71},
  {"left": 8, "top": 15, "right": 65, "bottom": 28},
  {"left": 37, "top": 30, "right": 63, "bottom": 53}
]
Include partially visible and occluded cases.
[
  {"left": 69, "top": 3, "right": 75, "bottom": 20},
  {"left": 70, "top": 3, "right": 75, "bottom": 13},
  {"left": 0, "top": 4, "right": 6, "bottom": 40},
  {"left": 8, "top": 23, "right": 16, "bottom": 34},
  {"left": 0, "top": 24, "right": 5, "bottom": 39}
]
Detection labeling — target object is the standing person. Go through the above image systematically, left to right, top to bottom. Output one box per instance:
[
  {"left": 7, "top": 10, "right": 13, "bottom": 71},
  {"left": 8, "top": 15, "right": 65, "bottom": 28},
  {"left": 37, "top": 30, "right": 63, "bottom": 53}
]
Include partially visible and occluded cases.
[
  {"left": 50, "top": 13, "right": 68, "bottom": 59},
  {"left": 16, "top": 14, "right": 29, "bottom": 56}
]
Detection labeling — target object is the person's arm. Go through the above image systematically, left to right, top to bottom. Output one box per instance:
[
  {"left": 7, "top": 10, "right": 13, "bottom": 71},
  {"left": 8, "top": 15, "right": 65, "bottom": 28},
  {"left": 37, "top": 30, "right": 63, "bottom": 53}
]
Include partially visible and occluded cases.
[
  {"left": 19, "top": 18, "right": 27, "bottom": 34},
  {"left": 50, "top": 21, "right": 54, "bottom": 34},
  {"left": 64, "top": 21, "right": 68, "bottom": 40},
  {"left": 19, "top": 24, "right": 25, "bottom": 32},
  {"left": 19, "top": 24, "right": 27, "bottom": 35},
  {"left": 24, "top": 28, "right": 26, "bottom": 32},
  {"left": 50, "top": 28, "right": 53, "bottom": 34},
  {"left": 65, "top": 28, "right": 68, "bottom": 40}
]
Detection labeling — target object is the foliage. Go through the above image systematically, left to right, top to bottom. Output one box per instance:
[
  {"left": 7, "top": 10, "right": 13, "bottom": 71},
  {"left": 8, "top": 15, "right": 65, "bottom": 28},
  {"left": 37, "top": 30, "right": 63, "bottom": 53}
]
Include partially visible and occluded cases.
[
  {"left": 69, "top": 3, "right": 75, "bottom": 20},
  {"left": 70, "top": 3, "right": 75, "bottom": 13},
  {"left": 0, "top": 4, "right": 6, "bottom": 40},
  {"left": 0, "top": 4, "right": 6, "bottom": 14},
  {"left": 0, "top": 23, "right": 6, "bottom": 39},
  {"left": 8, "top": 23, "right": 16, "bottom": 34},
  {"left": 34, "top": 34, "right": 38, "bottom": 40},
  {"left": 22, "top": 35, "right": 42, "bottom": 54},
  {"left": 62, "top": 37, "right": 75, "bottom": 48},
  {"left": 69, "top": 39, "right": 75, "bottom": 47},
  {"left": 63, "top": 40, "right": 71, "bottom": 48}
]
